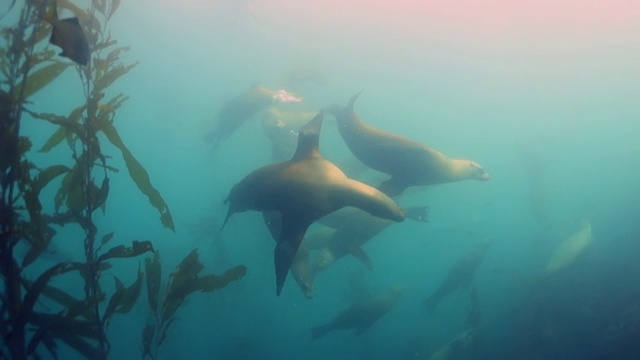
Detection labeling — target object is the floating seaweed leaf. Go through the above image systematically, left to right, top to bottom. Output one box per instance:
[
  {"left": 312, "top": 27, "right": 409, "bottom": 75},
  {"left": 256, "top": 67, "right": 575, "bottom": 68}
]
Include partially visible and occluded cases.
[
  {"left": 58, "top": 0, "right": 93, "bottom": 24},
  {"left": 94, "top": 0, "right": 107, "bottom": 15},
  {"left": 109, "top": 0, "right": 121, "bottom": 19},
  {"left": 13, "top": 62, "right": 70, "bottom": 100},
  {"left": 94, "top": 62, "right": 137, "bottom": 94},
  {"left": 38, "top": 105, "right": 86, "bottom": 152},
  {"left": 26, "top": 109, "right": 89, "bottom": 144},
  {"left": 97, "top": 119, "right": 175, "bottom": 231},
  {"left": 20, "top": 223, "right": 56, "bottom": 267},
  {"left": 99, "top": 231, "right": 115, "bottom": 248},
  {"left": 97, "top": 240, "right": 155, "bottom": 263},
  {"left": 166, "top": 250, "right": 203, "bottom": 297},
  {"left": 160, "top": 251, "right": 246, "bottom": 324},
  {"left": 145, "top": 252, "right": 161, "bottom": 313},
  {"left": 17, "top": 262, "right": 78, "bottom": 325},
  {"left": 103, "top": 267, "right": 143, "bottom": 323},
  {"left": 28, "top": 312, "right": 102, "bottom": 359},
  {"left": 141, "top": 324, "right": 156, "bottom": 359},
  {"left": 56, "top": 332, "right": 101, "bottom": 360}
]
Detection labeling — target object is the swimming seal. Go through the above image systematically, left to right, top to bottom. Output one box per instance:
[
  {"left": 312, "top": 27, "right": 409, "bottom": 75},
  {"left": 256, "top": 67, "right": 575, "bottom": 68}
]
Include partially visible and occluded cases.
[
  {"left": 332, "top": 92, "right": 490, "bottom": 197},
  {"left": 223, "top": 112, "right": 405, "bottom": 296}
]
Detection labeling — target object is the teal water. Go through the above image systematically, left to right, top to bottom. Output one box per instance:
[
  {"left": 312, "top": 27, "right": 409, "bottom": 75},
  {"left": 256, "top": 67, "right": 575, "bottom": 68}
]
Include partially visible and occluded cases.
[{"left": 4, "top": 0, "right": 640, "bottom": 359}]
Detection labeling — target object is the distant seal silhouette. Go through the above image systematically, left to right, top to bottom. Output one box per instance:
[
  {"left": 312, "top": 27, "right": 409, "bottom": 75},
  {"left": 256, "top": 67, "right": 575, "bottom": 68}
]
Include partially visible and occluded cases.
[
  {"left": 207, "top": 83, "right": 278, "bottom": 148},
  {"left": 331, "top": 92, "right": 490, "bottom": 197},
  {"left": 223, "top": 112, "right": 405, "bottom": 296},
  {"left": 544, "top": 219, "right": 592, "bottom": 276},
  {"left": 423, "top": 239, "right": 494, "bottom": 313},
  {"left": 311, "top": 285, "right": 404, "bottom": 339}
]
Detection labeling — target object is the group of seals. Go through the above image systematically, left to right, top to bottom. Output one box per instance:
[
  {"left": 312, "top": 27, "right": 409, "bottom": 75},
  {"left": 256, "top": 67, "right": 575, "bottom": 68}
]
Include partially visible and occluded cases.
[
  {"left": 223, "top": 89, "right": 492, "bottom": 296},
  {"left": 223, "top": 112, "right": 405, "bottom": 296}
]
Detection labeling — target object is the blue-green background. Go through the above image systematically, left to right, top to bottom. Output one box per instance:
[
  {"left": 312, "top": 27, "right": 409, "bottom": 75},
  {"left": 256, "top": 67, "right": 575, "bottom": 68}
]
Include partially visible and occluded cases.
[{"left": 5, "top": 0, "right": 640, "bottom": 359}]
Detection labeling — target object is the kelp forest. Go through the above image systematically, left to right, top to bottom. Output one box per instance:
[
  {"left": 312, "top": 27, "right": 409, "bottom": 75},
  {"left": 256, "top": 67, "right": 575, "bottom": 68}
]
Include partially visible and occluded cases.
[{"left": 0, "top": 1, "right": 246, "bottom": 359}]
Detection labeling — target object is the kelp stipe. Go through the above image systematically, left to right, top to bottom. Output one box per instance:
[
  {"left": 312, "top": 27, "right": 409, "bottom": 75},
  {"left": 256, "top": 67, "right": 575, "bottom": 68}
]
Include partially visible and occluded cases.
[
  {"left": 2, "top": 1, "right": 162, "bottom": 359},
  {"left": 2, "top": 1, "right": 247, "bottom": 359},
  {"left": 1, "top": 2, "right": 74, "bottom": 359}
]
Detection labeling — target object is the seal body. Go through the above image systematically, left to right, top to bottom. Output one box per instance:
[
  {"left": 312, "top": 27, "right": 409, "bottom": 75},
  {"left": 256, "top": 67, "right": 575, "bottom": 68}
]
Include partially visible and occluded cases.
[
  {"left": 208, "top": 83, "right": 277, "bottom": 147},
  {"left": 333, "top": 93, "right": 490, "bottom": 197},
  {"left": 224, "top": 112, "right": 404, "bottom": 296},
  {"left": 545, "top": 220, "right": 592, "bottom": 275},
  {"left": 423, "top": 239, "right": 493, "bottom": 312},
  {"left": 311, "top": 286, "right": 403, "bottom": 339}
]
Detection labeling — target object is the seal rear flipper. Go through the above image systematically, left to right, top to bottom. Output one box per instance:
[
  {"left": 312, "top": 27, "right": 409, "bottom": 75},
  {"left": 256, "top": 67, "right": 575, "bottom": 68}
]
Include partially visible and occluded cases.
[
  {"left": 404, "top": 206, "right": 429, "bottom": 223},
  {"left": 274, "top": 216, "right": 310, "bottom": 296},
  {"left": 349, "top": 245, "right": 373, "bottom": 271}
]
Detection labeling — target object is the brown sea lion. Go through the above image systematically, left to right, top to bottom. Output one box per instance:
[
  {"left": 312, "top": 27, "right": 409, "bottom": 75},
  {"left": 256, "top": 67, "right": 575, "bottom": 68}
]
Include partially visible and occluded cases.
[
  {"left": 207, "top": 83, "right": 280, "bottom": 148},
  {"left": 331, "top": 92, "right": 490, "bottom": 197},
  {"left": 261, "top": 107, "right": 316, "bottom": 162},
  {"left": 223, "top": 112, "right": 405, "bottom": 296},
  {"left": 313, "top": 206, "right": 429, "bottom": 273},
  {"left": 544, "top": 219, "right": 592, "bottom": 276},
  {"left": 423, "top": 239, "right": 494, "bottom": 313},
  {"left": 311, "top": 285, "right": 404, "bottom": 339}
]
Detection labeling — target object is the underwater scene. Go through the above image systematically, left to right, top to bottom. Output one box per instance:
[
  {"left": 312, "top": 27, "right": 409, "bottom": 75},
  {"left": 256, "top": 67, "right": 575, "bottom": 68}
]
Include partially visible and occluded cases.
[{"left": 1, "top": 0, "right": 639, "bottom": 359}]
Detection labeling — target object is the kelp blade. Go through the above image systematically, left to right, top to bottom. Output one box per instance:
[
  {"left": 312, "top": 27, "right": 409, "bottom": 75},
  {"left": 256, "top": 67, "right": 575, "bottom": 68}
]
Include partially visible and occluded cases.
[
  {"left": 13, "top": 62, "right": 70, "bottom": 100},
  {"left": 98, "top": 119, "right": 175, "bottom": 231},
  {"left": 145, "top": 251, "right": 161, "bottom": 313}
]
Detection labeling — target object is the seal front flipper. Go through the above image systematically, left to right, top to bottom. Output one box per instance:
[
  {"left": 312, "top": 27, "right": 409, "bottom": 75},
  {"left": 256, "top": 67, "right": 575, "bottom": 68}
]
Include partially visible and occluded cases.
[
  {"left": 377, "top": 177, "right": 411, "bottom": 198},
  {"left": 262, "top": 211, "right": 283, "bottom": 240},
  {"left": 274, "top": 215, "right": 310, "bottom": 296},
  {"left": 348, "top": 245, "right": 373, "bottom": 270}
]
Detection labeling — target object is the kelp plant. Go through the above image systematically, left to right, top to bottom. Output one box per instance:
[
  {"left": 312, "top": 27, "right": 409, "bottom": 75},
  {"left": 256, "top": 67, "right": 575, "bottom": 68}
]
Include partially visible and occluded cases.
[
  {"left": 0, "top": 1, "right": 245, "bottom": 359},
  {"left": 142, "top": 250, "right": 246, "bottom": 360}
]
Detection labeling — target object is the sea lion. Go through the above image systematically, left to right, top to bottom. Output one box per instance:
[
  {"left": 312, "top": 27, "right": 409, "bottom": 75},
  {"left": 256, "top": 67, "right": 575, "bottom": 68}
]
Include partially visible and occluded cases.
[
  {"left": 207, "top": 83, "right": 278, "bottom": 148},
  {"left": 331, "top": 92, "right": 490, "bottom": 197},
  {"left": 261, "top": 107, "right": 316, "bottom": 162},
  {"left": 223, "top": 112, "right": 405, "bottom": 296},
  {"left": 313, "top": 205, "right": 429, "bottom": 273},
  {"left": 544, "top": 219, "right": 592, "bottom": 276},
  {"left": 423, "top": 239, "right": 493, "bottom": 313},
  {"left": 311, "top": 285, "right": 403, "bottom": 339}
]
